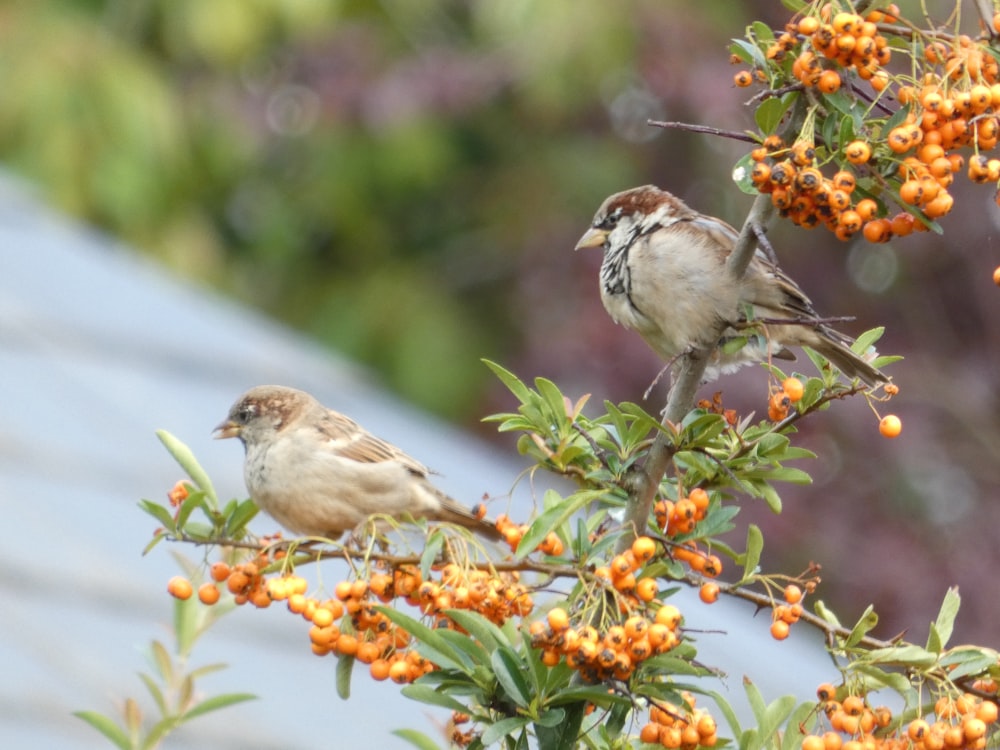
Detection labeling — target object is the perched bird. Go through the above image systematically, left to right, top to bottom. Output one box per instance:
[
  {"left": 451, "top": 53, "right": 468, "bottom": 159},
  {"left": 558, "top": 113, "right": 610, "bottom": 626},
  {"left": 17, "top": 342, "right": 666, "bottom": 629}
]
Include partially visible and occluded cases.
[
  {"left": 575, "top": 185, "right": 888, "bottom": 385},
  {"left": 214, "top": 385, "right": 500, "bottom": 540}
]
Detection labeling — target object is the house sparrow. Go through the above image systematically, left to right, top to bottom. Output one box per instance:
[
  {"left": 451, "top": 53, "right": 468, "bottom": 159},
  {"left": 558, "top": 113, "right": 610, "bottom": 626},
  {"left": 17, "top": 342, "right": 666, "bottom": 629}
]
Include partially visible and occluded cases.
[
  {"left": 575, "top": 185, "right": 888, "bottom": 386},
  {"left": 214, "top": 385, "right": 500, "bottom": 541}
]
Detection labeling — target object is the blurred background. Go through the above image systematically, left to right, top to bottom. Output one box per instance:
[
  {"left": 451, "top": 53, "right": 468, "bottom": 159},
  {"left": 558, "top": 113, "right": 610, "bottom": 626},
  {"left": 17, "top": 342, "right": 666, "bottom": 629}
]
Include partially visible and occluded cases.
[{"left": 1, "top": 0, "right": 999, "bottom": 734}]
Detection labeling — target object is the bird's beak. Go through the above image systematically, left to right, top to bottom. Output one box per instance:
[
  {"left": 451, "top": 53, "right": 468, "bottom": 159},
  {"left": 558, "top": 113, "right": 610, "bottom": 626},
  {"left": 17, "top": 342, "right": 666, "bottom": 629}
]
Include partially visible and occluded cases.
[
  {"left": 574, "top": 226, "right": 608, "bottom": 251},
  {"left": 213, "top": 419, "right": 242, "bottom": 440}
]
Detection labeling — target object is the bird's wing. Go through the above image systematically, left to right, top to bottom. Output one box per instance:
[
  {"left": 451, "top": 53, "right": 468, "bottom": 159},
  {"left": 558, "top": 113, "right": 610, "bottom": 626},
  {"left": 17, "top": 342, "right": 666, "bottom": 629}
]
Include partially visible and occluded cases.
[{"left": 314, "top": 409, "right": 431, "bottom": 477}]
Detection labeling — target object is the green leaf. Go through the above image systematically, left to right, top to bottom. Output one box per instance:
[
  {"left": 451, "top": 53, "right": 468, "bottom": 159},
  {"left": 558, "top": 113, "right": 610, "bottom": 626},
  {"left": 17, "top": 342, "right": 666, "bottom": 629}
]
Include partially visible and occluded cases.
[
  {"left": 730, "top": 39, "right": 766, "bottom": 70},
  {"left": 755, "top": 96, "right": 794, "bottom": 134},
  {"left": 733, "top": 152, "right": 758, "bottom": 196},
  {"left": 852, "top": 327, "right": 886, "bottom": 354},
  {"left": 483, "top": 360, "right": 533, "bottom": 404},
  {"left": 156, "top": 430, "right": 218, "bottom": 506},
  {"left": 515, "top": 490, "right": 601, "bottom": 560},
  {"left": 138, "top": 499, "right": 177, "bottom": 533},
  {"left": 225, "top": 499, "right": 259, "bottom": 537},
  {"left": 742, "top": 524, "right": 764, "bottom": 582},
  {"left": 420, "top": 530, "right": 445, "bottom": 580},
  {"left": 928, "top": 587, "right": 960, "bottom": 652},
  {"left": 813, "top": 600, "right": 842, "bottom": 629},
  {"left": 844, "top": 605, "right": 878, "bottom": 648},
  {"left": 378, "top": 606, "right": 470, "bottom": 672},
  {"left": 444, "top": 609, "right": 511, "bottom": 654},
  {"left": 149, "top": 640, "right": 173, "bottom": 683},
  {"left": 863, "top": 644, "right": 938, "bottom": 669},
  {"left": 939, "top": 646, "right": 1000, "bottom": 680},
  {"left": 491, "top": 647, "right": 532, "bottom": 709},
  {"left": 336, "top": 654, "right": 353, "bottom": 700},
  {"left": 852, "top": 664, "right": 913, "bottom": 694},
  {"left": 138, "top": 672, "right": 167, "bottom": 715},
  {"left": 743, "top": 680, "right": 797, "bottom": 750},
  {"left": 401, "top": 684, "right": 473, "bottom": 714},
  {"left": 702, "top": 689, "right": 743, "bottom": 740},
  {"left": 182, "top": 692, "right": 256, "bottom": 722},
  {"left": 781, "top": 701, "right": 820, "bottom": 750},
  {"left": 73, "top": 711, "right": 131, "bottom": 750},
  {"left": 481, "top": 716, "right": 531, "bottom": 747},
  {"left": 393, "top": 728, "right": 446, "bottom": 750}
]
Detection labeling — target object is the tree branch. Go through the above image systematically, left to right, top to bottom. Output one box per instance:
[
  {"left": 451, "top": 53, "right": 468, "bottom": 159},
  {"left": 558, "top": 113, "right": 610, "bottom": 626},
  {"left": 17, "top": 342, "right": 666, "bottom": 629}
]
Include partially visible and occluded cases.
[{"left": 614, "top": 193, "right": 775, "bottom": 555}]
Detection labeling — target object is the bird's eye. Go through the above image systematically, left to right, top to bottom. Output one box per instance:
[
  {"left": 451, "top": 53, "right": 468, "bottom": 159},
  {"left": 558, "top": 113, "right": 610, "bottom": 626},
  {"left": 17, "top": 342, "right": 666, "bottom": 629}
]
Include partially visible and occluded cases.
[
  {"left": 597, "top": 207, "right": 623, "bottom": 230},
  {"left": 236, "top": 404, "right": 256, "bottom": 423}
]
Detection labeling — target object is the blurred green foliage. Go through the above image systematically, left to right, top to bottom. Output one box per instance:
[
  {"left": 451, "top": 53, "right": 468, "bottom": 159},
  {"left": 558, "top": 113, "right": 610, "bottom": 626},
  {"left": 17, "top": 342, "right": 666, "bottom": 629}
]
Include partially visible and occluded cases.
[{"left": 0, "top": 0, "right": 677, "bottom": 416}]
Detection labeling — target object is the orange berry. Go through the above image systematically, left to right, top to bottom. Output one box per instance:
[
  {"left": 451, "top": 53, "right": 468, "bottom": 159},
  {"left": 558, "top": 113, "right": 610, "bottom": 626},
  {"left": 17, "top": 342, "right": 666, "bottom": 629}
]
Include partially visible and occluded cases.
[
  {"left": 734, "top": 70, "right": 754, "bottom": 87},
  {"left": 817, "top": 70, "right": 841, "bottom": 94},
  {"left": 845, "top": 140, "right": 872, "bottom": 164},
  {"left": 863, "top": 218, "right": 892, "bottom": 243},
  {"left": 992, "top": 266, "right": 1000, "bottom": 286},
  {"left": 782, "top": 377, "right": 805, "bottom": 403},
  {"left": 879, "top": 415, "right": 902, "bottom": 438},
  {"left": 632, "top": 535, "right": 657, "bottom": 562},
  {"left": 209, "top": 561, "right": 231, "bottom": 582},
  {"left": 167, "top": 576, "right": 193, "bottom": 600},
  {"left": 636, "top": 577, "right": 659, "bottom": 602},
  {"left": 197, "top": 582, "right": 221, "bottom": 605},
  {"left": 699, "top": 582, "right": 720, "bottom": 604},
  {"left": 784, "top": 584, "right": 803, "bottom": 604},
  {"left": 656, "top": 604, "right": 682, "bottom": 629},
  {"left": 547, "top": 607, "right": 570, "bottom": 632},
  {"left": 770, "top": 620, "right": 791, "bottom": 640},
  {"left": 336, "top": 634, "right": 359, "bottom": 656},
  {"left": 370, "top": 659, "right": 391, "bottom": 681},
  {"left": 388, "top": 659, "right": 411, "bottom": 684},
  {"left": 817, "top": 683, "right": 838, "bottom": 701},
  {"left": 909, "top": 719, "right": 931, "bottom": 742},
  {"left": 641, "top": 722, "right": 661, "bottom": 743},
  {"left": 803, "top": 735, "right": 826, "bottom": 750}
]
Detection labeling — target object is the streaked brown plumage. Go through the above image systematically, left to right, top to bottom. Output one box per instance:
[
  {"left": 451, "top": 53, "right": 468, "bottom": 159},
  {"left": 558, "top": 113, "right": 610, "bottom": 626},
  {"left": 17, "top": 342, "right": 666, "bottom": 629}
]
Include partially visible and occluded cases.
[
  {"left": 576, "top": 185, "right": 888, "bottom": 386},
  {"left": 214, "top": 385, "right": 499, "bottom": 540}
]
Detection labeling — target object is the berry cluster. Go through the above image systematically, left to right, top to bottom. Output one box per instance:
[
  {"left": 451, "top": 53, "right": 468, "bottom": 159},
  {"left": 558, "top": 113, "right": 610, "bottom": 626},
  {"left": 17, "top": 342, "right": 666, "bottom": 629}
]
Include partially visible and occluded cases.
[
  {"left": 732, "top": 2, "right": 1000, "bottom": 242},
  {"left": 768, "top": 376, "right": 805, "bottom": 421},
  {"left": 168, "top": 557, "right": 535, "bottom": 685},
  {"left": 528, "top": 602, "right": 682, "bottom": 683},
  {"left": 802, "top": 685, "right": 1000, "bottom": 750},
  {"left": 638, "top": 693, "right": 720, "bottom": 749}
]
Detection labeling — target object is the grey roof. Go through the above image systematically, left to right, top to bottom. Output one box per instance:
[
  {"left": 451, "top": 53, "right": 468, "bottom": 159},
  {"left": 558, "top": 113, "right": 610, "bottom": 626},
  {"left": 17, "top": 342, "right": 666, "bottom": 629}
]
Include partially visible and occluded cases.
[{"left": 0, "top": 175, "right": 837, "bottom": 749}]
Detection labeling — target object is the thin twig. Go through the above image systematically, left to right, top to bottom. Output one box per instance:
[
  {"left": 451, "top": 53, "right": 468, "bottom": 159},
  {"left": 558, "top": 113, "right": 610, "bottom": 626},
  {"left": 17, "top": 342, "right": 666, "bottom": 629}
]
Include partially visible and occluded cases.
[{"left": 647, "top": 120, "right": 758, "bottom": 143}]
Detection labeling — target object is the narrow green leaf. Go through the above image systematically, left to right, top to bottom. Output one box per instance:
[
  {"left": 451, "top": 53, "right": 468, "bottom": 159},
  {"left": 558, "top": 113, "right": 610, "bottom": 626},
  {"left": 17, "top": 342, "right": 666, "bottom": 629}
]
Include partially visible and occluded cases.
[
  {"left": 730, "top": 39, "right": 766, "bottom": 70},
  {"left": 852, "top": 327, "right": 886, "bottom": 354},
  {"left": 483, "top": 360, "right": 533, "bottom": 404},
  {"left": 156, "top": 430, "right": 218, "bottom": 506},
  {"left": 515, "top": 491, "right": 601, "bottom": 560},
  {"left": 138, "top": 499, "right": 177, "bottom": 533},
  {"left": 225, "top": 500, "right": 260, "bottom": 537},
  {"left": 742, "top": 524, "right": 764, "bottom": 582},
  {"left": 420, "top": 530, "right": 445, "bottom": 580},
  {"left": 929, "top": 587, "right": 960, "bottom": 652},
  {"left": 813, "top": 600, "right": 842, "bottom": 629},
  {"left": 844, "top": 605, "right": 878, "bottom": 648},
  {"left": 378, "top": 606, "right": 469, "bottom": 672},
  {"left": 445, "top": 609, "right": 510, "bottom": 653},
  {"left": 435, "top": 628, "right": 491, "bottom": 669},
  {"left": 149, "top": 640, "right": 173, "bottom": 683},
  {"left": 863, "top": 644, "right": 937, "bottom": 669},
  {"left": 939, "top": 646, "right": 1000, "bottom": 680},
  {"left": 491, "top": 648, "right": 532, "bottom": 709},
  {"left": 336, "top": 654, "right": 354, "bottom": 700},
  {"left": 852, "top": 664, "right": 914, "bottom": 694},
  {"left": 138, "top": 672, "right": 167, "bottom": 715},
  {"left": 400, "top": 685, "right": 472, "bottom": 714},
  {"left": 701, "top": 689, "right": 744, "bottom": 740},
  {"left": 749, "top": 689, "right": 797, "bottom": 750},
  {"left": 182, "top": 692, "right": 256, "bottom": 722},
  {"left": 781, "top": 701, "right": 820, "bottom": 750},
  {"left": 73, "top": 712, "right": 132, "bottom": 750},
  {"left": 481, "top": 716, "right": 531, "bottom": 747},
  {"left": 393, "top": 728, "right": 446, "bottom": 750}
]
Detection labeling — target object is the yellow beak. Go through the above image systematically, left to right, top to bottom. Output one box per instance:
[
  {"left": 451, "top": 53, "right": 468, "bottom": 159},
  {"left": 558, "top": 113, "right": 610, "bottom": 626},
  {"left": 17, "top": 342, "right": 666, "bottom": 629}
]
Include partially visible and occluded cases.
[
  {"left": 574, "top": 226, "right": 609, "bottom": 251},
  {"left": 213, "top": 420, "right": 242, "bottom": 439}
]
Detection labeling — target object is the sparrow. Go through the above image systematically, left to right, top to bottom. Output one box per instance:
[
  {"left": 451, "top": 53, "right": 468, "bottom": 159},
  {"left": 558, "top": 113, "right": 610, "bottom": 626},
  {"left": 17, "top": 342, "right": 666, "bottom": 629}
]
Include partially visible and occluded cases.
[
  {"left": 575, "top": 185, "right": 888, "bottom": 386},
  {"left": 214, "top": 385, "right": 501, "bottom": 541}
]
